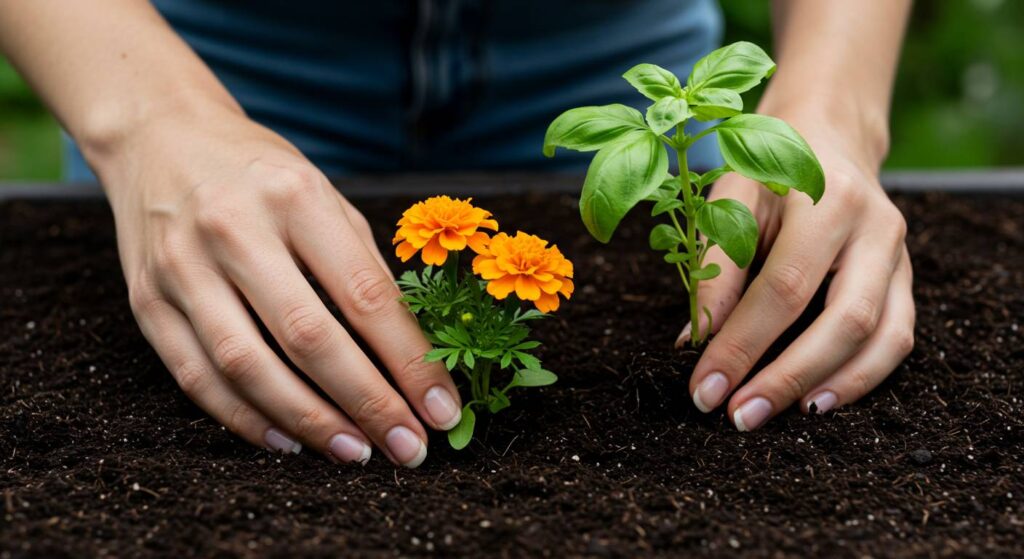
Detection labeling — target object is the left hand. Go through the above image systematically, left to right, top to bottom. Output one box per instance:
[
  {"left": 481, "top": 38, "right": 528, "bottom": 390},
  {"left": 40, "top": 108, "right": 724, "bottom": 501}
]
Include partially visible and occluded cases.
[{"left": 680, "top": 112, "right": 915, "bottom": 431}]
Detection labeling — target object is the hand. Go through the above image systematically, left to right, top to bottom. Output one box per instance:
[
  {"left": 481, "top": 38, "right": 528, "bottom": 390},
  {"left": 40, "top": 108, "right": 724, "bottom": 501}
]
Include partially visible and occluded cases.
[
  {"left": 98, "top": 108, "right": 462, "bottom": 466},
  {"left": 680, "top": 113, "right": 915, "bottom": 430}
]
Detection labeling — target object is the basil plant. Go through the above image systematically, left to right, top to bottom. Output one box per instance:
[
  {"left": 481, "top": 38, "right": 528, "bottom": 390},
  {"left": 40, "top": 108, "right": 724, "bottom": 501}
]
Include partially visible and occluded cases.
[{"left": 544, "top": 41, "right": 825, "bottom": 346}]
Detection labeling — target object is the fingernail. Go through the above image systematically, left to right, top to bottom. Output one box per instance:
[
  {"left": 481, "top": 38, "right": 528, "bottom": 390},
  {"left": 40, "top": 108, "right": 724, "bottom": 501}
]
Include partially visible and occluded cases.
[
  {"left": 675, "top": 322, "right": 692, "bottom": 348},
  {"left": 693, "top": 372, "right": 729, "bottom": 413},
  {"left": 424, "top": 386, "right": 461, "bottom": 430},
  {"left": 808, "top": 390, "right": 838, "bottom": 415},
  {"left": 733, "top": 397, "right": 772, "bottom": 432},
  {"left": 385, "top": 426, "right": 427, "bottom": 468},
  {"left": 265, "top": 428, "right": 302, "bottom": 454},
  {"left": 328, "top": 433, "right": 372, "bottom": 465}
]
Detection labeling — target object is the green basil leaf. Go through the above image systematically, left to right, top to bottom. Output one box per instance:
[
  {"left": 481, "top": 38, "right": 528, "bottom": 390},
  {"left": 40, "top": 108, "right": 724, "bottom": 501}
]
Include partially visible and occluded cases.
[
  {"left": 687, "top": 41, "right": 776, "bottom": 94},
  {"left": 623, "top": 63, "right": 683, "bottom": 101},
  {"left": 688, "top": 87, "right": 743, "bottom": 120},
  {"left": 645, "top": 97, "right": 692, "bottom": 135},
  {"left": 543, "top": 104, "right": 647, "bottom": 157},
  {"left": 715, "top": 114, "right": 825, "bottom": 202},
  {"left": 580, "top": 131, "right": 669, "bottom": 242},
  {"left": 699, "top": 166, "right": 731, "bottom": 187},
  {"left": 643, "top": 175, "right": 681, "bottom": 202},
  {"left": 650, "top": 198, "right": 684, "bottom": 217},
  {"left": 695, "top": 199, "right": 758, "bottom": 269},
  {"left": 649, "top": 223, "right": 683, "bottom": 251},
  {"left": 663, "top": 252, "right": 689, "bottom": 264},
  {"left": 690, "top": 263, "right": 722, "bottom": 280},
  {"left": 511, "top": 368, "right": 558, "bottom": 388},
  {"left": 447, "top": 406, "right": 476, "bottom": 450}
]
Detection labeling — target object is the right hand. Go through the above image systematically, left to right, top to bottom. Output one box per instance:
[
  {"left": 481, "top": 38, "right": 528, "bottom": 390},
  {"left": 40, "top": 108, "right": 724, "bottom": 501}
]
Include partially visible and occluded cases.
[{"left": 97, "top": 108, "right": 462, "bottom": 467}]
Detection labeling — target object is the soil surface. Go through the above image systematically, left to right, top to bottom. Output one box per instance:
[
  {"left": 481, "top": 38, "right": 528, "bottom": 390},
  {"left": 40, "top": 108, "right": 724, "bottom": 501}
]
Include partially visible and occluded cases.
[{"left": 1, "top": 182, "right": 1022, "bottom": 558}]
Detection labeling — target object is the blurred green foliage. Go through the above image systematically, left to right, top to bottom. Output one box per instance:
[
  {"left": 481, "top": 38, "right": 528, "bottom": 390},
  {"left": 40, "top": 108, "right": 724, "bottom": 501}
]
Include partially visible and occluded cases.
[
  {"left": 720, "top": 0, "right": 1024, "bottom": 168},
  {"left": 0, "top": 1, "right": 1021, "bottom": 180}
]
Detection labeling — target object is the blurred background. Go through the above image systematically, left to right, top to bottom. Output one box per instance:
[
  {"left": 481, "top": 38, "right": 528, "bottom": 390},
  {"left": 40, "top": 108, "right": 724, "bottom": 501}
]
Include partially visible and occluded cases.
[{"left": 0, "top": 0, "right": 1021, "bottom": 180}]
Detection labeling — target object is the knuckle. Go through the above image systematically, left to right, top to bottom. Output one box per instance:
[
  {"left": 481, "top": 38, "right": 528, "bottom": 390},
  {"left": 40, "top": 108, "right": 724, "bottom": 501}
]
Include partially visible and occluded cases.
[
  {"left": 266, "top": 165, "right": 321, "bottom": 204},
  {"left": 827, "top": 172, "right": 862, "bottom": 205},
  {"left": 195, "top": 203, "right": 246, "bottom": 240},
  {"left": 885, "top": 207, "right": 909, "bottom": 242},
  {"left": 153, "top": 235, "right": 192, "bottom": 279},
  {"left": 762, "top": 263, "right": 810, "bottom": 312},
  {"left": 347, "top": 267, "right": 399, "bottom": 317},
  {"left": 128, "top": 281, "right": 162, "bottom": 317},
  {"left": 839, "top": 296, "right": 881, "bottom": 344},
  {"left": 281, "top": 304, "right": 334, "bottom": 358},
  {"left": 891, "top": 327, "right": 916, "bottom": 357},
  {"left": 213, "top": 335, "right": 260, "bottom": 384},
  {"left": 716, "top": 336, "right": 759, "bottom": 374},
  {"left": 396, "top": 350, "right": 437, "bottom": 383},
  {"left": 172, "top": 360, "right": 211, "bottom": 398},
  {"left": 849, "top": 368, "right": 873, "bottom": 397},
  {"left": 776, "top": 369, "right": 808, "bottom": 401},
  {"left": 351, "top": 391, "right": 395, "bottom": 427},
  {"left": 225, "top": 401, "right": 255, "bottom": 436},
  {"left": 292, "top": 407, "right": 324, "bottom": 440}
]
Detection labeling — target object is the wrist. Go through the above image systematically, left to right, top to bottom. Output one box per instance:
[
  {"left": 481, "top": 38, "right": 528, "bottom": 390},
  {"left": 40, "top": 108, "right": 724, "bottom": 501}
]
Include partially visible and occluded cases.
[
  {"left": 756, "top": 76, "right": 891, "bottom": 172},
  {"left": 79, "top": 89, "right": 244, "bottom": 181}
]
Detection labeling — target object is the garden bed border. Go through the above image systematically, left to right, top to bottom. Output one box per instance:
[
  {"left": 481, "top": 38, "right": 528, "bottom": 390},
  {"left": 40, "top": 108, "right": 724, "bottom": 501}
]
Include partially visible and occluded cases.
[{"left": 1, "top": 168, "right": 1022, "bottom": 201}]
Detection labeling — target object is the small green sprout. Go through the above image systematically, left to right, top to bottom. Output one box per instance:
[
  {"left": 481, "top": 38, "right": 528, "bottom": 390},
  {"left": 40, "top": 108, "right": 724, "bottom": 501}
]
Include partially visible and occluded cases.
[{"left": 544, "top": 41, "right": 825, "bottom": 346}]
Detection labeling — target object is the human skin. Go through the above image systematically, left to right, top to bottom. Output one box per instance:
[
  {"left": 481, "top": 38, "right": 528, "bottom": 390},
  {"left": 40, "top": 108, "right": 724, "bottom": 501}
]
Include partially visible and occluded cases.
[
  {"left": 0, "top": 0, "right": 914, "bottom": 460},
  {"left": 681, "top": 0, "right": 916, "bottom": 431},
  {"left": 0, "top": 1, "right": 463, "bottom": 467}
]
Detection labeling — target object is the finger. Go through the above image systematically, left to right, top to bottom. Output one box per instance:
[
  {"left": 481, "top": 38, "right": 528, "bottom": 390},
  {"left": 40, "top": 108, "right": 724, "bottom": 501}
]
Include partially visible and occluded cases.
[
  {"left": 335, "top": 192, "right": 394, "bottom": 280},
  {"left": 287, "top": 195, "right": 463, "bottom": 434},
  {"left": 688, "top": 202, "right": 844, "bottom": 414},
  {"left": 725, "top": 228, "right": 903, "bottom": 430},
  {"left": 218, "top": 236, "right": 433, "bottom": 467},
  {"left": 802, "top": 248, "right": 915, "bottom": 414},
  {"left": 161, "top": 264, "right": 376, "bottom": 466},
  {"left": 130, "top": 288, "right": 287, "bottom": 452}
]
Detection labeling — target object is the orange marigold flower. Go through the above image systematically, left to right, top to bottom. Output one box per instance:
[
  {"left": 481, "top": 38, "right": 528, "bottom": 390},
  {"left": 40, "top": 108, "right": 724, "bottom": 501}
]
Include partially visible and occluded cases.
[
  {"left": 393, "top": 196, "right": 499, "bottom": 266},
  {"left": 472, "top": 231, "right": 574, "bottom": 313}
]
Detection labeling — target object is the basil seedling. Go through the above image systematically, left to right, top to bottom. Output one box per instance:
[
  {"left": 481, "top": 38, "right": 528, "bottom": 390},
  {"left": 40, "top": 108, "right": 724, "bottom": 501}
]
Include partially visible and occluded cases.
[{"left": 544, "top": 41, "right": 825, "bottom": 346}]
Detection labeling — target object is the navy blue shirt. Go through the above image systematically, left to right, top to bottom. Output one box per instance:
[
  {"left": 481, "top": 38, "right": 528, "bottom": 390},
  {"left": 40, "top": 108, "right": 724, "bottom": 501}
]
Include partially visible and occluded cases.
[{"left": 66, "top": 0, "right": 723, "bottom": 180}]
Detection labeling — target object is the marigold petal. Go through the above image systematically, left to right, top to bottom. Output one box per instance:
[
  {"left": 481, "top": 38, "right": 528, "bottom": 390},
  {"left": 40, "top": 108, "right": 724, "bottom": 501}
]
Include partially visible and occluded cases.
[
  {"left": 480, "top": 218, "right": 499, "bottom": 231},
  {"left": 438, "top": 229, "right": 467, "bottom": 251},
  {"left": 467, "top": 231, "right": 491, "bottom": 254},
  {"left": 421, "top": 237, "right": 448, "bottom": 266},
  {"left": 395, "top": 241, "right": 418, "bottom": 262},
  {"left": 473, "top": 257, "right": 504, "bottom": 280},
  {"left": 531, "top": 271, "right": 554, "bottom": 283},
  {"left": 487, "top": 275, "right": 516, "bottom": 299},
  {"left": 514, "top": 276, "right": 541, "bottom": 301},
  {"left": 539, "top": 278, "right": 563, "bottom": 294},
  {"left": 559, "top": 278, "right": 574, "bottom": 298},
  {"left": 534, "top": 292, "right": 560, "bottom": 313}
]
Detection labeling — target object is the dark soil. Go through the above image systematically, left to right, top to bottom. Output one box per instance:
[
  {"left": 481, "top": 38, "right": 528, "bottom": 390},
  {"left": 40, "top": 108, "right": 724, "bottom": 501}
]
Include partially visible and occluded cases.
[{"left": 2, "top": 182, "right": 1022, "bottom": 558}]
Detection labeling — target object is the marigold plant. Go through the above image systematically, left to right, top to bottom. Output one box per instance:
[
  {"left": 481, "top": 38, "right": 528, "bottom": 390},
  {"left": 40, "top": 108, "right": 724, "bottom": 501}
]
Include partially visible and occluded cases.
[
  {"left": 544, "top": 41, "right": 825, "bottom": 346},
  {"left": 394, "top": 196, "right": 572, "bottom": 449}
]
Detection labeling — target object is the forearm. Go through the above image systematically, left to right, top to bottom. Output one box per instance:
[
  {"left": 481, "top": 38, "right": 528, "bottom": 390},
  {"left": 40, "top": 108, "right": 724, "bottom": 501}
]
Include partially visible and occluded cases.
[
  {"left": 0, "top": 0, "right": 241, "bottom": 168},
  {"left": 763, "top": 0, "right": 912, "bottom": 168}
]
